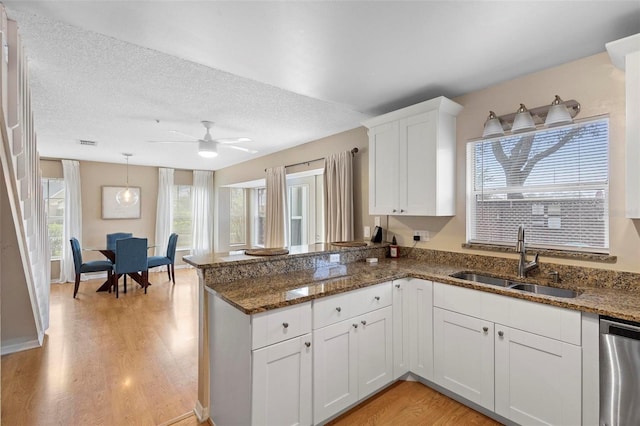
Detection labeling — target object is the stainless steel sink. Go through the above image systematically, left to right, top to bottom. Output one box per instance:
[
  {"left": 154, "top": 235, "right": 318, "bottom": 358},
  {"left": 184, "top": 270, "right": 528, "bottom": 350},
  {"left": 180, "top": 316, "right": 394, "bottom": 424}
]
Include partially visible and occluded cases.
[
  {"left": 450, "top": 271, "right": 578, "bottom": 298},
  {"left": 449, "top": 272, "right": 518, "bottom": 288},
  {"left": 509, "top": 283, "right": 578, "bottom": 298}
]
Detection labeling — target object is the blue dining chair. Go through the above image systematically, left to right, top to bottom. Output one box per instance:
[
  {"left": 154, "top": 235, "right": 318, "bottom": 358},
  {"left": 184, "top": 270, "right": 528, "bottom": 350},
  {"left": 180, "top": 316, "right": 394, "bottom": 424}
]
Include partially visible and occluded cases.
[
  {"left": 106, "top": 232, "right": 133, "bottom": 251},
  {"left": 148, "top": 233, "right": 179, "bottom": 284},
  {"left": 70, "top": 237, "right": 113, "bottom": 298},
  {"left": 112, "top": 237, "right": 148, "bottom": 298}
]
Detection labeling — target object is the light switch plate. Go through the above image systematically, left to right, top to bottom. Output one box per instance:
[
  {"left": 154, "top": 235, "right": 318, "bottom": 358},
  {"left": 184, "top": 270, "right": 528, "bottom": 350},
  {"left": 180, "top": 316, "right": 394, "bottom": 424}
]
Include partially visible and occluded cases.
[
  {"left": 375, "top": 216, "right": 381, "bottom": 227},
  {"left": 364, "top": 226, "right": 371, "bottom": 238}
]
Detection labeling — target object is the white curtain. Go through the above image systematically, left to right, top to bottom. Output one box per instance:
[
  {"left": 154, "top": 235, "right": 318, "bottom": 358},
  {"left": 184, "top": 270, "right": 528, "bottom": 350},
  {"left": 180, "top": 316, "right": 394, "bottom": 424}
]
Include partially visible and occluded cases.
[
  {"left": 324, "top": 151, "right": 354, "bottom": 242},
  {"left": 60, "top": 159, "right": 82, "bottom": 283},
  {"left": 265, "top": 166, "right": 288, "bottom": 248},
  {"left": 154, "top": 168, "right": 174, "bottom": 256},
  {"left": 192, "top": 170, "right": 214, "bottom": 256}
]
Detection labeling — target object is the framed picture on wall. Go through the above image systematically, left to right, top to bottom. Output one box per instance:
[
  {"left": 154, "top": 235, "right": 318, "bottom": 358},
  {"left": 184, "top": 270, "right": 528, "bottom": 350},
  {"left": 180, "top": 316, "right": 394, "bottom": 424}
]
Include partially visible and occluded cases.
[{"left": 101, "top": 186, "right": 141, "bottom": 219}]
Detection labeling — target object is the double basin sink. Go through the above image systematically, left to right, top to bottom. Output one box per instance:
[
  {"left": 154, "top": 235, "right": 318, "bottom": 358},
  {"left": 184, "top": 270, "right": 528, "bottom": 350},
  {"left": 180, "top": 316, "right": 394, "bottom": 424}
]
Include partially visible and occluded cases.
[{"left": 450, "top": 272, "right": 578, "bottom": 298}]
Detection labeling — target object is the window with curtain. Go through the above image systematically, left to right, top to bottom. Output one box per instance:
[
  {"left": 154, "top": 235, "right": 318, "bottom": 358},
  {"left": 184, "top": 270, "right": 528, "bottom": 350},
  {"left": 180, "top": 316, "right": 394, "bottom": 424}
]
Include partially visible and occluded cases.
[
  {"left": 467, "top": 116, "right": 609, "bottom": 252},
  {"left": 42, "top": 178, "right": 65, "bottom": 259},
  {"left": 173, "top": 185, "right": 193, "bottom": 250},
  {"left": 253, "top": 187, "right": 267, "bottom": 247},
  {"left": 230, "top": 188, "right": 247, "bottom": 246}
]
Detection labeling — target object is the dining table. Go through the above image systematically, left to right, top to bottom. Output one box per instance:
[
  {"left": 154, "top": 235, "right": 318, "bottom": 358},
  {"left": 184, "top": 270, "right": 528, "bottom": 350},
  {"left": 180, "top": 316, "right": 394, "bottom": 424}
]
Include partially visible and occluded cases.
[{"left": 84, "top": 246, "right": 156, "bottom": 292}]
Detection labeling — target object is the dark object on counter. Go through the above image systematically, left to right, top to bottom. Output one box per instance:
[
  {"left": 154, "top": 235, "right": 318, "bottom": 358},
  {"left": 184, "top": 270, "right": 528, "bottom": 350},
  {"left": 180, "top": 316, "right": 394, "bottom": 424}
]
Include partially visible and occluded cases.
[
  {"left": 371, "top": 226, "right": 383, "bottom": 243},
  {"left": 390, "top": 235, "right": 399, "bottom": 258}
]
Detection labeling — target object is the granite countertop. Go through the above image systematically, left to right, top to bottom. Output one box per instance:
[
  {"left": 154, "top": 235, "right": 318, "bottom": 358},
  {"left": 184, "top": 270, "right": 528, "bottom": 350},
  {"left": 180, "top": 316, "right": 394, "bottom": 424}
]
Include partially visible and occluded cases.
[{"left": 206, "top": 258, "right": 640, "bottom": 322}]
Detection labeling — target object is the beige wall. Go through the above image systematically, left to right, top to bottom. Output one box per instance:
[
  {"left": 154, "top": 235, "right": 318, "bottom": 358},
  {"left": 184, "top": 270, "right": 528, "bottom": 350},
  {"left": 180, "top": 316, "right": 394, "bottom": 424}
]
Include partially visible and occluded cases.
[
  {"left": 214, "top": 52, "right": 639, "bottom": 273},
  {"left": 41, "top": 159, "right": 193, "bottom": 276}
]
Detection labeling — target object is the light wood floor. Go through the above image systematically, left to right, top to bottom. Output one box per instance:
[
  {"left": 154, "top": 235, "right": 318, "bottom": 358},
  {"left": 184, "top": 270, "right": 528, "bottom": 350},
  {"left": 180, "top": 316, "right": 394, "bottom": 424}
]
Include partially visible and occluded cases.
[
  {"left": 1, "top": 268, "right": 200, "bottom": 426},
  {"left": 2, "top": 269, "right": 500, "bottom": 426},
  {"left": 328, "top": 381, "right": 501, "bottom": 426}
]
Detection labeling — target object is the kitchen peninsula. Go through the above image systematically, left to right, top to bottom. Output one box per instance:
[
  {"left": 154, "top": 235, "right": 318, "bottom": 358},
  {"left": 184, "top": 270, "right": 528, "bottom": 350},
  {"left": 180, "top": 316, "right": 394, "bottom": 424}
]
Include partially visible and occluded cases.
[{"left": 184, "top": 243, "right": 640, "bottom": 425}]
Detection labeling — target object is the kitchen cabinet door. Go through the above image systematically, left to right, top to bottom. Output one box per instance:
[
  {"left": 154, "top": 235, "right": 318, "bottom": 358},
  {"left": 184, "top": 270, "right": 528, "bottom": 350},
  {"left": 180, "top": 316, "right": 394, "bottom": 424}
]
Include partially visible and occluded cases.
[
  {"left": 368, "top": 121, "right": 399, "bottom": 215},
  {"left": 409, "top": 278, "right": 434, "bottom": 380},
  {"left": 392, "top": 279, "right": 411, "bottom": 378},
  {"left": 358, "top": 306, "right": 394, "bottom": 399},
  {"left": 433, "top": 307, "right": 494, "bottom": 411},
  {"left": 313, "top": 319, "right": 358, "bottom": 423},
  {"left": 494, "top": 326, "right": 581, "bottom": 426},
  {"left": 251, "top": 334, "right": 312, "bottom": 426}
]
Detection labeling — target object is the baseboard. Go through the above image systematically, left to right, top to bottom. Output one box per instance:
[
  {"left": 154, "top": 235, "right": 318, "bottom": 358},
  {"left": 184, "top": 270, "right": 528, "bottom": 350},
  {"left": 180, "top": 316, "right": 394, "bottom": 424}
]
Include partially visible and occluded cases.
[
  {"left": 1, "top": 337, "right": 42, "bottom": 355},
  {"left": 194, "top": 400, "right": 209, "bottom": 423}
]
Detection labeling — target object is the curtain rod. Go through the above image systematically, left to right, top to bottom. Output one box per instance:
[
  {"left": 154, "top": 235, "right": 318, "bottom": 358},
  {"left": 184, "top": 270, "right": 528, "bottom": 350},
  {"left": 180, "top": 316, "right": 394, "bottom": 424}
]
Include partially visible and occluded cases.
[{"left": 265, "top": 147, "right": 359, "bottom": 172}]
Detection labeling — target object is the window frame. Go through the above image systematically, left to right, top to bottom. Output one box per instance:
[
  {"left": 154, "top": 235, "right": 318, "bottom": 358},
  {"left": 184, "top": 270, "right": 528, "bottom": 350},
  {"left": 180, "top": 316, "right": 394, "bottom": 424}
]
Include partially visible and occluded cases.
[
  {"left": 466, "top": 116, "right": 610, "bottom": 254},
  {"left": 42, "top": 177, "right": 65, "bottom": 260},
  {"left": 172, "top": 184, "right": 193, "bottom": 251},
  {"left": 229, "top": 187, "right": 248, "bottom": 247}
]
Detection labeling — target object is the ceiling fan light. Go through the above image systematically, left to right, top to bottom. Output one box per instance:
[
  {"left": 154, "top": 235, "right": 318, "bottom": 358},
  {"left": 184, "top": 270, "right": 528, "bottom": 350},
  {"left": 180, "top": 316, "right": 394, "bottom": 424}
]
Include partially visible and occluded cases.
[
  {"left": 545, "top": 95, "right": 573, "bottom": 127},
  {"left": 511, "top": 104, "right": 536, "bottom": 133},
  {"left": 482, "top": 111, "right": 505, "bottom": 138},
  {"left": 198, "top": 140, "right": 218, "bottom": 158}
]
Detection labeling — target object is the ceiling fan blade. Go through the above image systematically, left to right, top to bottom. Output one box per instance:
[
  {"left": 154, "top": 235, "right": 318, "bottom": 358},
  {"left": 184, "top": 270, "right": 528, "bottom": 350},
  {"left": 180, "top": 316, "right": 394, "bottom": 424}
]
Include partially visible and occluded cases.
[
  {"left": 169, "top": 129, "right": 200, "bottom": 140},
  {"left": 214, "top": 137, "right": 252, "bottom": 144},
  {"left": 146, "top": 140, "right": 198, "bottom": 144},
  {"left": 224, "top": 144, "right": 258, "bottom": 154}
]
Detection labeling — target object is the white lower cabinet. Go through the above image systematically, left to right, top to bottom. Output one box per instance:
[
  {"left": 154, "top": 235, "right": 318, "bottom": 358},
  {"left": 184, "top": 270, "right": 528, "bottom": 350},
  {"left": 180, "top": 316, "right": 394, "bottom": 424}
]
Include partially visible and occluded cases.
[
  {"left": 433, "top": 282, "right": 583, "bottom": 425},
  {"left": 313, "top": 305, "right": 393, "bottom": 424},
  {"left": 434, "top": 307, "right": 495, "bottom": 410},
  {"left": 494, "top": 326, "right": 581, "bottom": 426},
  {"left": 252, "top": 334, "right": 313, "bottom": 426}
]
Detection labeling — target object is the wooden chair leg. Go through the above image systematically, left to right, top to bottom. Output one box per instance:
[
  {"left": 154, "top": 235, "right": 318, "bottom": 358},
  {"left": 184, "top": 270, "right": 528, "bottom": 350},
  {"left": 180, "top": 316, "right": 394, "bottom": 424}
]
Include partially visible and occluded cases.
[
  {"left": 171, "top": 264, "right": 175, "bottom": 284},
  {"left": 167, "top": 265, "right": 171, "bottom": 281},
  {"left": 143, "top": 271, "right": 149, "bottom": 294},
  {"left": 115, "top": 272, "right": 119, "bottom": 298},
  {"left": 73, "top": 273, "right": 81, "bottom": 298},
  {"left": 124, "top": 274, "right": 127, "bottom": 294}
]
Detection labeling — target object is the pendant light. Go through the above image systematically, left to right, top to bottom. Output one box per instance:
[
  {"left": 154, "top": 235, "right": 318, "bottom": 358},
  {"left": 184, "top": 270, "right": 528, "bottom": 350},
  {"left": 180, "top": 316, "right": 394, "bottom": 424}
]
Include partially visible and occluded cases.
[{"left": 116, "top": 153, "right": 139, "bottom": 207}]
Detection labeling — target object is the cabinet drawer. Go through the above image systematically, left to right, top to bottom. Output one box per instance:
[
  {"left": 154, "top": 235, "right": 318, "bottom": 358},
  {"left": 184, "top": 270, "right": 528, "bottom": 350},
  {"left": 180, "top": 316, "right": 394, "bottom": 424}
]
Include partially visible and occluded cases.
[
  {"left": 350, "top": 281, "right": 392, "bottom": 317},
  {"left": 313, "top": 282, "right": 392, "bottom": 330},
  {"left": 313, "top": 291, "right": 354, "bottom": 330},
  {"left": 252, "top": 302, "right": 312, "bottom": 349}
]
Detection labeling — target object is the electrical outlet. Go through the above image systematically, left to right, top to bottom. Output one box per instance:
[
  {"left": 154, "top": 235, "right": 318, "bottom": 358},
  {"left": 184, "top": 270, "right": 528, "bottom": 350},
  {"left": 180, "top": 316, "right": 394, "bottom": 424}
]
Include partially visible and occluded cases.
[
  {"left": 375, "top": 216, "right": 381, "bottom": 227},
  {"left": 364, "top": 226, "right": 371, "bottom": 238},
  {"left": 414, "top": 230, "right": 430, "bottom": 241},
  {"left": 330, "top": 253, "right": 340, "bottom": 263}
]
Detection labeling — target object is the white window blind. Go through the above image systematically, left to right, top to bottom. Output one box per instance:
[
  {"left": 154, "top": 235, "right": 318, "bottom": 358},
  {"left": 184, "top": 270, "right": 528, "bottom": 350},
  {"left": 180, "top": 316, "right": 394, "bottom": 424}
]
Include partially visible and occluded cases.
[{"left": 467, "top": 117, "right": 609, "bottom": 252}]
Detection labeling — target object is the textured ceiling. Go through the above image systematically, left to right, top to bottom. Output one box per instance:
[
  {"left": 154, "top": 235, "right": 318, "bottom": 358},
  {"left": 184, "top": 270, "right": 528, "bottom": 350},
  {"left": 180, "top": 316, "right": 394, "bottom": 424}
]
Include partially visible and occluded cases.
[{"left": 4, "top": 1, "right": 640, "bottom": 171}]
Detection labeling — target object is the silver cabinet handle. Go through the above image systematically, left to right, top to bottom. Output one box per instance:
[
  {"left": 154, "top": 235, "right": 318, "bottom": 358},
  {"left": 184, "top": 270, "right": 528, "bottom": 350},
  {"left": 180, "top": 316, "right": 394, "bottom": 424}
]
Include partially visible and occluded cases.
[
  {"left": 395, "top": 284, "right": 400, "bottom": 288},
  {"left": 374, "top": 296, "right": 380, "bottom": 301},
  {"left": 336, "top": 307, "right": 341, "bottom": 312},
  {"left": 361, "top": 320, "right": 367, "bottom": 326},
  {"left": 282, "top": 322, "right": 289, "bottom": 329},
  {"left": 352, "top": 323, "right": 358, "bottom": 328},
  {"left": 482, "top": 326, "right": 489, "bottom": 333},
  {"left": 498, "top": 331, "right": 504, "bottom": 337},
  {"left": 305, "top": 341, "right": 311, "bottom": 348}
]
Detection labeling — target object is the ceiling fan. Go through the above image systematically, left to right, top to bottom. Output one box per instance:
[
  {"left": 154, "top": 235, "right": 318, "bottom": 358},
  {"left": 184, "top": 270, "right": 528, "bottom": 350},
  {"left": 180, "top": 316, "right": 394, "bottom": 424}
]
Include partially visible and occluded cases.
[{"left": 148, "top": 120, "right": 256, "bottom": 158}]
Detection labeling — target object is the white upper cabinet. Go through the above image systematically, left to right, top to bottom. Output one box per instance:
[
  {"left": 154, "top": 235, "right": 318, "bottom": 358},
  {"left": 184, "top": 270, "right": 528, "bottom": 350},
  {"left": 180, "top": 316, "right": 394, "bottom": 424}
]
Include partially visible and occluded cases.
[{"left": 363, "top": 96, "right": 463, "bottom": 216}]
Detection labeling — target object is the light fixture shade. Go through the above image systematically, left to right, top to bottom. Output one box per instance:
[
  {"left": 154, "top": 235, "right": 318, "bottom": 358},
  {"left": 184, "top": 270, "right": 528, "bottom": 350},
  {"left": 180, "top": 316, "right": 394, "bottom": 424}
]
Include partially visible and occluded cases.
[
  {"left": 545, "top": 95, "right": 573, "bottom": 127},
  {"left": 511, "top": 104, "right": 536, "bottom": 133},
  {"left": 482, "top": 111, "right": 505, "bottom": 138},
  {"left": 198, "top": 140, "right": 218, "bottom": 158},
  {"left": 116, "top": 187, "right": 139, "bottom": 207}
]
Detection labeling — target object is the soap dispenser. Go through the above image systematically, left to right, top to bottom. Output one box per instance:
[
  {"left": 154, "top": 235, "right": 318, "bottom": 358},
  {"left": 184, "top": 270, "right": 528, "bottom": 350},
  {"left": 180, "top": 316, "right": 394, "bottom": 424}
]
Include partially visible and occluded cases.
[{"left": 390, "top": 235, "right": 399, "bottom": 258}]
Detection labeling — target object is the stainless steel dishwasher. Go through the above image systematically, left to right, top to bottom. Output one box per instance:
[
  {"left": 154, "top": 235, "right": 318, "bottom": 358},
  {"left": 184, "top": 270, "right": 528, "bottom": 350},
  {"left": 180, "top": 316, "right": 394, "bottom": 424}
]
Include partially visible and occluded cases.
[{"left": 600, "top": 317, "right": 640, "bottom": 426}]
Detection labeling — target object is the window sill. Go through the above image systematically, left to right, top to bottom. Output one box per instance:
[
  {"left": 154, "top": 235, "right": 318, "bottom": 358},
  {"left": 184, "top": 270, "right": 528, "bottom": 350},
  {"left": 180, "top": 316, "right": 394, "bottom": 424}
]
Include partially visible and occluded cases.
[{"left": 462, "top": 242, "right": 617, "bottom": 264}]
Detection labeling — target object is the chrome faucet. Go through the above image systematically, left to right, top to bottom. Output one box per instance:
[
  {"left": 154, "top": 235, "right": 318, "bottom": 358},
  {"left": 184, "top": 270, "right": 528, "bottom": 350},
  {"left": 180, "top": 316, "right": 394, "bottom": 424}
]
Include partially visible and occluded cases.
[{"left": 516, "top": 225, "right": 539, "bottom": 278}]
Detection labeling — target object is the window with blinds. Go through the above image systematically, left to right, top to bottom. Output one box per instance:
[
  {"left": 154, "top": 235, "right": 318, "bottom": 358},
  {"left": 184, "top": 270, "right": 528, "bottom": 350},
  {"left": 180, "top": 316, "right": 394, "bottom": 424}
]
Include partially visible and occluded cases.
[{"left": 467, "top": 116, "right": 609, "bottom": 252}]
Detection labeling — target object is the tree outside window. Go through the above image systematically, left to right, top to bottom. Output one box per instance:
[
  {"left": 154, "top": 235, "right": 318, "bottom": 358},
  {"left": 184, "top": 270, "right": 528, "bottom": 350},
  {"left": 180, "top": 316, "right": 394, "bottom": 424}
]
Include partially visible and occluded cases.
[
  {"left": 42, "top": 178, "right": 65, "bottom": 259},
  {"left": 173, "top": 185, "right": 193, "bottom": 250},
  {"left": 230, "top": 188, "right": 247, "bottom": 245}
]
